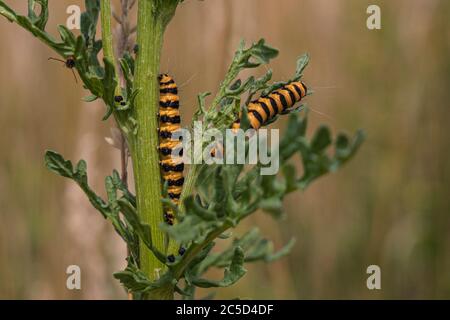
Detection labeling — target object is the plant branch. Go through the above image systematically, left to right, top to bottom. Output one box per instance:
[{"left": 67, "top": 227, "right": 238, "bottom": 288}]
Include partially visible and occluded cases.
[
  {"left": 100, "top": 0, "right": 119, "bottom": 93},
  {"left": 0, "top": 1, "right": 68, "bottom": 56},
  {"left": 173, "top": 223, "right": 232, "bottom": 279}
]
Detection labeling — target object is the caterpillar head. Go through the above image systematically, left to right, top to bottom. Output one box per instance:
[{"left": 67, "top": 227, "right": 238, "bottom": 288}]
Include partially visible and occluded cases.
[{"left": 158, "top": 73, "right": 172, "bottom": 83}]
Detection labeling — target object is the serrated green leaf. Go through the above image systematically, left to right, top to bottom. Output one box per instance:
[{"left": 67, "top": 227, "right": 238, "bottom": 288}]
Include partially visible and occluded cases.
[
  {"left": 27, "top": 0, "right": 48, "bottom": 30},
  {"left": 81, "top": 0, "right": 100, "bottom": 42},
  {"left": 1, "top": 1, "right": 70, "bottom": 56},
  {"left": 80, "top": 13, "right": 92, "bottom": 41},
  {"left": 57, "top": 25, "right": 76, "bottom": 47},
  {"left": 74, "top": 35, "right": 86, "bottom": 60},
  {"left": 248, "top": 39, "right": 279, "bottom": 65},
  {"left": 295, "top": 53, "right": 310, "bottom": 79},
  {"left": 119, "top": 56, "right": 135, "bottom": 99},
  {"left": 101, "top": 57, "right": 118, "bottom": 120},
  {"left": 246, "top": 69, "right": 273, "bottom": 103},
  {"left": 224, "top": 76, "right": 254, "bottom": 98},
  {"left": 193, "top": 92, "right": 211, "bottom": 121},
  {"left": 82, "top": 95, "right": 98, "bottom": 102},
  {"left": 311, "top": 125, "right": 332, "bottom": 153},
  {"left": 330, "top": 130, "right": 365, "bottom": 171},
  {"left": 336, "top": 133, "right": 350, "bottom": 150},
  {"left": 44, "top": 150, "right": 74, "bottom": 178},
  {"left": 44, "top": 150, "right": 110, "bottom": 218},
  {"left": 74, "top": 160, "right": 87, "bottom": 185},
  {"left": 282, "top": 164, "right": 297, "bottom": 193},
  {"left": 111, "top": 170, "right": 136, "bottom": 207},
  {"left": 105, "top": 176, "right": 119, "bottom": 212},
  {"left": 185, "top": 196, "right": 217, "bottom": 221},
  {"left": 259, "top": 197, "right": 284, "bottom": 217},
  {"left": 118, "top": 200, "right": 151, "bottom": 249},
  {"left": 160, "top": 214, "right": 223, "bottom": 244},
  {"left": 265, "top": 238, "right": 296, "bottom": 262},
  {"left": 244, "top": 239, "right": 271, "bottom": 262},
  {"left": 185, "top": 241, "right": 216, "bottom": 278},
  {"left": 191, "top": 247, "right": 246, "bottom": 288},
  {"left": 114, "top": 260, "right": 174, "bottom": 295}
]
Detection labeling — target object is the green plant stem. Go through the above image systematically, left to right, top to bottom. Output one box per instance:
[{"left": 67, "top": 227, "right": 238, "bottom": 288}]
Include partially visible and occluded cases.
[
  {"left": 100, "top": 0, "right": 122, "bottom": 97},
  {"left": 102, "top": 0, "right": 180, "bottom": 299},
  {"left": 132, "top": 0, "right": 181, "bottom": 289},
  {"left": 133, "top": 0, "right": 165, "bottom": 281},
  {"left": 100, "top": 1, "right": 115, "bottom": 68},
  {"left": 179, "top": 53, "right": 241, "bottom": 211},
  {"left": 179, "top": 164, "right": 200, "bottom": 213}
]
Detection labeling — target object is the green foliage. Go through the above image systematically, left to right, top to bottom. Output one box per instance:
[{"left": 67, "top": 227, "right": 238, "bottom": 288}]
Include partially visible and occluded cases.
[
  {"left": 27, "top": 0, "right": 48, "bottom": 30},
  {"left": 81, "top": 0, "right": 102, "bottom": 69},
  {"left": 0, "top": 1, "right": 134, "bottom": 130},
  {"left": 0, "top": 1, "right": 64, "bottom": 53},
  {"left": 42, "top": 38, "right": 364, "bottom": 299},
  {"left": 198, "top": 39, "right": 279, "bottom": 129},
  {"left": 161, "top": 41, "right": 363, "bottom": 299},
  {"left": 262, "top": 53, "right": 310, "bottom": 96},
  {"left": 280, "top": 114, "right": 365, "bottom": 190},
  {"left": 44, "top": 150, "right": 167, "bottom": 267},
  {"left": 197, "top": 228, "right": 295, "bottom": 272},
  {"left": 188, "top": 247, "right": 246, "bottom": 288},
  {"left": 114, "top": 259, "right": 176, "bottom": 298}
]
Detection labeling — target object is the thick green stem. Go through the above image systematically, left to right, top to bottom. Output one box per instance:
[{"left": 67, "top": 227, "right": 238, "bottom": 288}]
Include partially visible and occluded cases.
[
  {"left": 102, "top": 0, "right": 179, "bottom": 299},
  {"left": 133, "top": 0, "right": 166, "bottom": 282},
  {"left": 132, "top": 1, "right": 179, "bottom": 289}
]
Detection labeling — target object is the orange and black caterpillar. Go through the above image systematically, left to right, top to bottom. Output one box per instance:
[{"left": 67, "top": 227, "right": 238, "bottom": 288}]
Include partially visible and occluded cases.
[
  {"left": 158, "top": 74, "right": 184, "bottom": 225},
  {"left": 233, "top": 81, "right": 308, "bottom": 130}
]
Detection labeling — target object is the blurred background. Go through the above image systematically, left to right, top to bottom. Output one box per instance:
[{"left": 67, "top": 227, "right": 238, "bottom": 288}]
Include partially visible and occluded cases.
[{"left": 0, "top": 0, "right": 449, "bottom": 299}]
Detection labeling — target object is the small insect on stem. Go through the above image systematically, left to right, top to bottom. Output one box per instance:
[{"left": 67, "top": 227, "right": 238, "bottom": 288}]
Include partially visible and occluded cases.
[
  {"left": 48, "top": 56, "right": 78, "bottom": 83},
  {"left": 158, "top": 74, "right": 184, "bottom": 226}
]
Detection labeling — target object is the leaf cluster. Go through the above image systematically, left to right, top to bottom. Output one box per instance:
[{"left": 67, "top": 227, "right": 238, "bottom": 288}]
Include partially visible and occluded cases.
[
  {"left": 0, "top": 1, "right": 139, "bottom": 133},
  {"left": 44, "top": 38, "right": 364, "bottom": 299},
  {"left": 158, "top": 115, "right": 363, "bottom": 299},
  {"left": 45, "top": 151, "right": 167, "bottom": 267}
]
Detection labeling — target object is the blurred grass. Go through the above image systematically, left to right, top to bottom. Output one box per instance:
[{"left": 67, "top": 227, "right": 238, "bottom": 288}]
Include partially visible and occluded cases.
[{"left": 0, "top": 0, "right": 449, "bottom": 299}]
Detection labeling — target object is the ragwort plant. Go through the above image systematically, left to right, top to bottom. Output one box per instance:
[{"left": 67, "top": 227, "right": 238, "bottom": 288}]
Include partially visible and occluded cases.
[{"left": 0, "top": 0, "right": 364, "bottom": 300}]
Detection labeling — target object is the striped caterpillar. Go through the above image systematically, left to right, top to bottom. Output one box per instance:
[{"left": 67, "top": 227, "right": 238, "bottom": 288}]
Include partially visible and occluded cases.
[
  {"left": 158, "top": 74, "right": 184, "bottom": 225},
  {"left": 209, "top": 81, "right": 308, "bottom": 158},
  {"left": 233, "top": 81, "right": 308, "bottom": 130}
]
